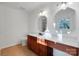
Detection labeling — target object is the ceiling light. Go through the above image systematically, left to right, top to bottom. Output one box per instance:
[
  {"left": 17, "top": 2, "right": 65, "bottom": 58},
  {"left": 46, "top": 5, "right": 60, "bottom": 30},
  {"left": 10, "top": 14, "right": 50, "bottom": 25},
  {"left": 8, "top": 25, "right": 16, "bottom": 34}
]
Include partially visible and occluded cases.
[{"left": 57, "top": 2, "right": 67, "bottom": 10}]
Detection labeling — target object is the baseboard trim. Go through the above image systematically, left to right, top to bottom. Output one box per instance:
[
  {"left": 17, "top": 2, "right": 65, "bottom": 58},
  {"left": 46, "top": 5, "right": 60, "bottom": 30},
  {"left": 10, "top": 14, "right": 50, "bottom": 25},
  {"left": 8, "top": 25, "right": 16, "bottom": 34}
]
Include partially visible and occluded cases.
[{"left": 1, "top": 43, "right": 21, "bottom": 49}]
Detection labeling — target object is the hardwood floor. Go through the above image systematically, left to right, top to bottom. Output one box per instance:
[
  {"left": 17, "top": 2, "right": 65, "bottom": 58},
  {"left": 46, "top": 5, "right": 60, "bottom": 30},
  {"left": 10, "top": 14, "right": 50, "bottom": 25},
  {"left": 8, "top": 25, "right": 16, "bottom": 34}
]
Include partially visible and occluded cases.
[
  {"left": 1, "top": 44, "right": 37, "bottom": 56},
  {"left": 0, "top": 48, "right": 1, "bottom": 56}
]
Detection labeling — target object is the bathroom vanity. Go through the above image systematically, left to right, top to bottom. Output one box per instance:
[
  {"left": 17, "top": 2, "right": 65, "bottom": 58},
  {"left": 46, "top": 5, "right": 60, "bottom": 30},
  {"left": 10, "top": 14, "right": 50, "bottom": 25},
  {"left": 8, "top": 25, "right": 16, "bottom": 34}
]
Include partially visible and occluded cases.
[
  {"left": 27, "top": 35, "right": 79, "bottom": 56},
  {"left": 27, "top": 35, "right": 53, "bottom": 56}
]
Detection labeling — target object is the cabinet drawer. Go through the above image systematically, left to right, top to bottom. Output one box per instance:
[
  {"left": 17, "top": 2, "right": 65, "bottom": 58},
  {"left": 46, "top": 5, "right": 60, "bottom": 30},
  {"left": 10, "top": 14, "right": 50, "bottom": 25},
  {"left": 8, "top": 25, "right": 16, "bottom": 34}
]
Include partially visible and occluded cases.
[
  {"left": 46, "top": 40, "right": 55, "bottom": 48},
  {"left": 56, "top": 43, "right": 78, "bottom": 56},
  {"left": 65, "top": 47, "right": 77, "bottom": 56}
]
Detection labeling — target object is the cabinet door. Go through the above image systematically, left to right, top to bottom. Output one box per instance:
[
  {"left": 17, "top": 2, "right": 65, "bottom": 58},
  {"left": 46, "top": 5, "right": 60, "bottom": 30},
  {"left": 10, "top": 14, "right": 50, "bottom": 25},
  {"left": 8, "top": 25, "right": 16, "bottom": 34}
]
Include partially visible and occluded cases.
[
  {"left": 27, "top": 35, "right": 37, "bottom": 51},
  {"left": 27, "top": 35, "right": 31, "bottom": 49},
  {"left": 32, "top": 39, "right": 38, "bottom": 53},
  {"left": 38, "top": 43, "right": 47, "bottom": 56},
  {"left": 78, "top": 49, "right": 79, "bottom": 56}
]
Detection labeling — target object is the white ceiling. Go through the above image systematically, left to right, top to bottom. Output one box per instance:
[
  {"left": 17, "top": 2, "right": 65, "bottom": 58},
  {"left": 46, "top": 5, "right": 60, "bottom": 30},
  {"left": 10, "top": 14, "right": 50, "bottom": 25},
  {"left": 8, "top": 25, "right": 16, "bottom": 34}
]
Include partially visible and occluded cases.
[{"left": 0, "top": 2, "right": 58, "bottom": 12}]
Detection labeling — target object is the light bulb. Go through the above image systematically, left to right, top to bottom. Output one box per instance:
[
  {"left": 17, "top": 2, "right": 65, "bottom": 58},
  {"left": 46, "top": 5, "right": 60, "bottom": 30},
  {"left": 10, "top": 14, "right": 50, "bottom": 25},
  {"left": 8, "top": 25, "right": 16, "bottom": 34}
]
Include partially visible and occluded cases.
[
  {"left": 61, "top": 3, "right": 67, "bottom": 9},
  {"left": 39, "top": 10, "right": 48, "bottom": 16}
]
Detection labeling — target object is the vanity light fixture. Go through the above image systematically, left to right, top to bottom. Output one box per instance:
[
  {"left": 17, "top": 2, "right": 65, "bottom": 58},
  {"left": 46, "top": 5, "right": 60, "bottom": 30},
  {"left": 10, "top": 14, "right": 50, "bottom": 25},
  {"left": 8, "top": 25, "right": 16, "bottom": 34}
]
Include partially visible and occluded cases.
[
  {"left": 57, "top": 2, "right": 73, "bottom": 10},
  {"left": 39, "top": 10, "right": 48, "bottom": 17}
]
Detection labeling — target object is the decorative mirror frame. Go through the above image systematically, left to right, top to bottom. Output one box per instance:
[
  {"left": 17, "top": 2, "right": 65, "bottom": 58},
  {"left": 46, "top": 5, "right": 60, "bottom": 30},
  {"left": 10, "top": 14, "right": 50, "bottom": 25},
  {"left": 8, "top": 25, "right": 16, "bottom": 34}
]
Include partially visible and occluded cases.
[{"left": 55, "top": 7, "right": 76, "bottom": 34}]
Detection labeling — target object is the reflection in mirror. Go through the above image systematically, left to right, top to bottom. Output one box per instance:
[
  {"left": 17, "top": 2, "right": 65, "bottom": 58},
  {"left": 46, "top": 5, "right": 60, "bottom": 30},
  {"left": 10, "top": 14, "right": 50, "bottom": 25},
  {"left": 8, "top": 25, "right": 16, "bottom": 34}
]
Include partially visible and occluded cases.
[
  {"left": 55, "top": 7, "right": 75, "bottom": 34},
  {"left": 38, "top": 16, "right": 47, "bottom": 35}
]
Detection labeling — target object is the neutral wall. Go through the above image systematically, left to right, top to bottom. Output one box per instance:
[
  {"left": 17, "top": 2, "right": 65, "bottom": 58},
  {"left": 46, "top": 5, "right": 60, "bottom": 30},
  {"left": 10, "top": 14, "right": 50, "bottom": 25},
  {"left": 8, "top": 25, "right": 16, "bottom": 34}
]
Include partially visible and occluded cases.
[
  {"left": 27, "top": 3, "right": 58, "bottom": 35},
  {"left": 0, "top": 5, "right": 28, "bottom": 49}
]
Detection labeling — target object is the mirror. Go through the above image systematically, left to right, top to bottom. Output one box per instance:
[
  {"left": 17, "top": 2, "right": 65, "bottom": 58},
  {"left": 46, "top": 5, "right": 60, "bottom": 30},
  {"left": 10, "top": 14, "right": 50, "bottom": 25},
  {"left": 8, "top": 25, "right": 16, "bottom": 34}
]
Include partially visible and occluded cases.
[
  {"left": 55, "top": 7, "right": 76, "bottom": 34},
  {"left": 38, "top": 16, "right": 47, "bottom": 35}
]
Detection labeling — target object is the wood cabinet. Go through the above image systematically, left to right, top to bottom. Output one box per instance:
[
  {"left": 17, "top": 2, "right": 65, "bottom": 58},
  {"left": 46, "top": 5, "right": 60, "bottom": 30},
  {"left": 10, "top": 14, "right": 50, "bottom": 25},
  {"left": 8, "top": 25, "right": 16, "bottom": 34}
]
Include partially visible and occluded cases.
[
  {"left": 27, "top": 35, "right": 53, "bottom": 56},
  {"left": 27, "top": 35, "right": 79, "bottom": 56},
  {"left": 27, "top": 35, "right": 37, "bottom": 52},
  {"left": 46, "top": 40, "right": 79, "bottom": 56},
  {"left": 55, "top": 43, "right": 78, "bottom": 56},
  {"left": 78, "top": 49, "right": 79, "bottom": 55}
]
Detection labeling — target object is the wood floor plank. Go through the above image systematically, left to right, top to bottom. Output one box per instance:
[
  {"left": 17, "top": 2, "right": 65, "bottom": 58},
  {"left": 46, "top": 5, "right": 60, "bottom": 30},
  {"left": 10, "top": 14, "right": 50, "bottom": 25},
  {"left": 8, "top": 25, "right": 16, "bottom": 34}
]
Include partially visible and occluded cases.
[
  {"left": 1, "top": 44, "right": 37, "bottom": 56},
  {"left": 0, "top": 48, "right": 1, "bottom": 56}
]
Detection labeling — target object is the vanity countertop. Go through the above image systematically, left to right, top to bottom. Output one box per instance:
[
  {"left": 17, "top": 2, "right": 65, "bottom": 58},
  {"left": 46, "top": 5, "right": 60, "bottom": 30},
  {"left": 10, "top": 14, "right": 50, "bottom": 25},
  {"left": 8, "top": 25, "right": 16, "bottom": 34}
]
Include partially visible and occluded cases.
[{"left": 28, "top": 34, "right": 79, "bottom": 48}]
